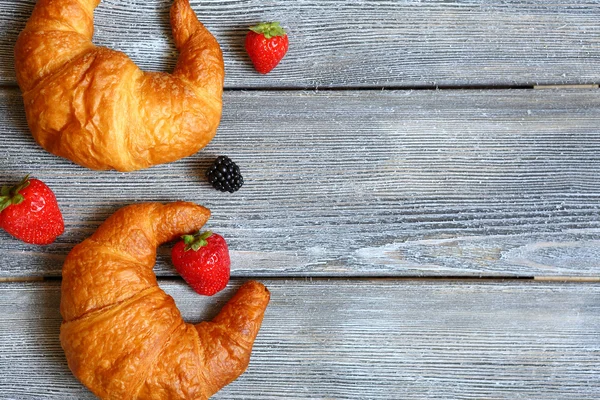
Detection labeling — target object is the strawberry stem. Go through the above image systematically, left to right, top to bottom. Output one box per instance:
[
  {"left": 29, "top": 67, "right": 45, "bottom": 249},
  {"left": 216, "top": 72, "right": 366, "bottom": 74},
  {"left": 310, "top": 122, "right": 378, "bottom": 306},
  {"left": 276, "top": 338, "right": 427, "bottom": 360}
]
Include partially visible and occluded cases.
[
  {"left": 249, "top": 22, "right": 286, "bottom": 39},
  {"left": 0, "top": 175, "right": 30, "bottom": 213},
  {"left": 182, "top": 230, "right": 213, "bottom": 251}
]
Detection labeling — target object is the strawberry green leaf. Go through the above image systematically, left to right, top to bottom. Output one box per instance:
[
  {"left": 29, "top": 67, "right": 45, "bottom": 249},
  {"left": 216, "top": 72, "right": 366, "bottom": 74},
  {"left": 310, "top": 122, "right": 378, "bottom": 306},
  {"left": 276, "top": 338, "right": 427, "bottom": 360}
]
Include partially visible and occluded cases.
[
  {"left": 249, "top": 22, "right": 286, "bottom": 39},
  {"left": 0, "top": 175, "right": 30, "bottom": 213},
  {"left": 0, "top": 198, "right": 10, "bottom": 212},
  {"left": 183, "top": 231, "right": 213, "bottom": 252},
  {"left": 182, "top": 235, "right": 195, "bottom": 245},
  {"left": 189, "top": 240, "right": 205, "bottom": 251}
]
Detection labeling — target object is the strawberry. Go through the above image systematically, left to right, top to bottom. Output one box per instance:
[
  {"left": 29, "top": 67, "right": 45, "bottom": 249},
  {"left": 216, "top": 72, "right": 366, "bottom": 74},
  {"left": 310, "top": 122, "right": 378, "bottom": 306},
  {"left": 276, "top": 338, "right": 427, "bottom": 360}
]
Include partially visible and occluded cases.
[
  {"left": 245, "top": 22, "right": 289, "bottom": 74},
  {"left": 0, "top": 175, "right": 64, "bottom": 245},
  {"left": 171, "top": 231, "right": 231, "bottom": 296}
]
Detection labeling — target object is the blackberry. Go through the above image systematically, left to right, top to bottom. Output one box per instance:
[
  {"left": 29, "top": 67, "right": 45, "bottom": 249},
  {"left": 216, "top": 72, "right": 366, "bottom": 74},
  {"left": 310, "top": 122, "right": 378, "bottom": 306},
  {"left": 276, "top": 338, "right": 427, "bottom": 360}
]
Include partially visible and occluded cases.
[{"left": 206, "top": 156, "right": 244, "bottom": 193}]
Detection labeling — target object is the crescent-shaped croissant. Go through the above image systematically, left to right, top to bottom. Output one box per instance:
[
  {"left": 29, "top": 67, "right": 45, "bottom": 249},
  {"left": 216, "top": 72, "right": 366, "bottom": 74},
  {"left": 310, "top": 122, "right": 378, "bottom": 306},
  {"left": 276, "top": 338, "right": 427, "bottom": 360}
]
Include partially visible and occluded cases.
[
  {"left": 15, "top": 0, "right": 224, "bottom": 171},
  {"left": 60, "top": 202, "right": 270, "bottom": 399}
]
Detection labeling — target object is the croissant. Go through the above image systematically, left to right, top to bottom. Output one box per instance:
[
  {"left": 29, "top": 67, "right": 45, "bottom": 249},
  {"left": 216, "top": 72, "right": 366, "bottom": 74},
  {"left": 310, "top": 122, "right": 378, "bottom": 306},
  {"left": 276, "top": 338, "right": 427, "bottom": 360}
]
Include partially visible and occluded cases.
[
  {"left": 15, "top": 0, "right": 224, "bottom": 171},
  {"left": 60, "top": 202, "right": 270, "bottom": 399}
]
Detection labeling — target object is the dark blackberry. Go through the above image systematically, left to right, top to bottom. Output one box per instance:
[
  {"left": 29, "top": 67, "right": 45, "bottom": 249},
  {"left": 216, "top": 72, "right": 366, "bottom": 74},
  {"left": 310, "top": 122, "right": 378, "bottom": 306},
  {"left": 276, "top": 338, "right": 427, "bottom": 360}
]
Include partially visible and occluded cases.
[{"left": 206, "top": 156, "right": 244, "bottom": 193}]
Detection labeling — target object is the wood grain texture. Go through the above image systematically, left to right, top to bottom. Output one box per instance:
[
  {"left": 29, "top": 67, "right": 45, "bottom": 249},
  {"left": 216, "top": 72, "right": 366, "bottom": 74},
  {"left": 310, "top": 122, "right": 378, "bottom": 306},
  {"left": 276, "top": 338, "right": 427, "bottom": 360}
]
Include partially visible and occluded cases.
[
  {"left": 2, "top": 0, "right": 600, "bottom": 88},
  {"left": 1, "top": 88, "right": 600, "bottom": 278},
  {"left": 0, "top": 279, "right": 599, "bottom": 399}
]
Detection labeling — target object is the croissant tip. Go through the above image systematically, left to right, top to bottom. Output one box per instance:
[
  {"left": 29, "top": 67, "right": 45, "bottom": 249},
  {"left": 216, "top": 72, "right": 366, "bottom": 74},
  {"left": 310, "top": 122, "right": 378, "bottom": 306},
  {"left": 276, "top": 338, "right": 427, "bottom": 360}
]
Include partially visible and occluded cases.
[
  {"left": 243, "top": 280, "right": 270, "bottom": 295},
  {"left": 234, "top": 281, "right": 271, "bottom": 308}
]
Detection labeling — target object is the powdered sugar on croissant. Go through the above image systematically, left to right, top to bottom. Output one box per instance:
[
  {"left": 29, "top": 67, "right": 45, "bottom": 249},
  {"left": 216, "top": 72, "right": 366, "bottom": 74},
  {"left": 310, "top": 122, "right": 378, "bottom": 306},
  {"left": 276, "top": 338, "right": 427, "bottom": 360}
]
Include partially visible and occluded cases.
[
  {"left": 15, "top": 0, "right": 224, "bottom": 171},
  {"left": 60, "top": 202, "right": 270, "bottom": 399}
]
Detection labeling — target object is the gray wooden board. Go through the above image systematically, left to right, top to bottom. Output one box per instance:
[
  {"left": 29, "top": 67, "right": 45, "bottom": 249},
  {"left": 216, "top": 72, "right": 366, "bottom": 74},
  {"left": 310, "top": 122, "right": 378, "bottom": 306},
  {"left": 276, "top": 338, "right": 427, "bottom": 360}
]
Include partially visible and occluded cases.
[
  {"left": 2, "top": 0, "right": 600, "bottom": 88},
  {"left": 1, "top": 88, "right": 600, "bottom": 278},
  {"left": 0, "top": 279, "right": 598, "bottom": 399}
]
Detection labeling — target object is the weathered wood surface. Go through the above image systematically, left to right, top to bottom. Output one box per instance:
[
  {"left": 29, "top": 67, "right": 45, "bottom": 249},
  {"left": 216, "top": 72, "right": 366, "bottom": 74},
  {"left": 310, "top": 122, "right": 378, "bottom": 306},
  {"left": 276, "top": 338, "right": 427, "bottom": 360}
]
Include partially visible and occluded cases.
[
  {"left": 2, "top": 0, "right": 600, "bottom": 88},
  {"left": 1, "top": 88, "right": 599, "bottom": 278},
  {"left": 0, "top": 279, "right": 598, "bottom": 399}
]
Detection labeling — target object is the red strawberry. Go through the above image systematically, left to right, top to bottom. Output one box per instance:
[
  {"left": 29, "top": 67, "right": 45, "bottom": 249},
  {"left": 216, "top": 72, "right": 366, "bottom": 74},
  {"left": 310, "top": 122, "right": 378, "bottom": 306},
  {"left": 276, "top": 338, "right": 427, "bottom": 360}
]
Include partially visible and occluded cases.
[
  {"left": 245, "top": 22, "right": 289, "bottom": 74},
  {"left": 0, "top": 175, "right": 64, "bottom": 245},
  {"left": 171, "top": 231, "right": 231, "bottom": 296}
]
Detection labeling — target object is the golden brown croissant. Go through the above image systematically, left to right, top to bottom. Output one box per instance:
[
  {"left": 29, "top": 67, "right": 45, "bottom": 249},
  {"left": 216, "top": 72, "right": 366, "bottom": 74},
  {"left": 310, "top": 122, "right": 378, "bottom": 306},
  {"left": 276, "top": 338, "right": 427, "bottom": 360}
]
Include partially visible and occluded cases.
[
  {"left": 15, "top": 0, "right": 224, "bottom": 171},
  {"left": 60, "top": 202, "right": 270, "bottom": 399}
]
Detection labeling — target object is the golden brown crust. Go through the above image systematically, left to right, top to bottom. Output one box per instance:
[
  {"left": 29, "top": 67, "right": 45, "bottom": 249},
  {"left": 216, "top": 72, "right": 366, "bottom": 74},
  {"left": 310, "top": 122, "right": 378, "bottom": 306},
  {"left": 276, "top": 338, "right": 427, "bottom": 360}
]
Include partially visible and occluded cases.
[
  {"left": 15, "top": 0, "right": 224, "bottom": 171},
  {"left": 60, "top": 202, "right": 270, "bottom": 399}
]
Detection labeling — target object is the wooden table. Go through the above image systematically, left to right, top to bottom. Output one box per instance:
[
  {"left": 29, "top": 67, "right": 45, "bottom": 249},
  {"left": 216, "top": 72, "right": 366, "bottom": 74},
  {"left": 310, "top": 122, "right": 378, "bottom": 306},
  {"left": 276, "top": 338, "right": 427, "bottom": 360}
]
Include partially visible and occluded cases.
[{"left": 1, "top": 0, "right": 599, "bottom": 398}]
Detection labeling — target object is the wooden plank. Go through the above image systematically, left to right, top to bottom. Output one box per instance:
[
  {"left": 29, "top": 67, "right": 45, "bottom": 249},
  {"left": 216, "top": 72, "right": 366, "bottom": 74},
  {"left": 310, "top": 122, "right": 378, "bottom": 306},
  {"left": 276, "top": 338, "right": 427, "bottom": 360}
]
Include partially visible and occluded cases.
[
  {"left": 2, "top": 0, "right": 600, "bottom": 88},
  {"left": 1, "top": 88, "right": 600, "bottom": 278},
  {"left": 0, "top": 279, "right": 598, "bottom": 399}
]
